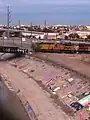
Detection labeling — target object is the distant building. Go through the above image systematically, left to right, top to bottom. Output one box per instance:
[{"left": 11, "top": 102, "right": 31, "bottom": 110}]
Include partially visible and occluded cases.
[
  {"left": 86, "top": 26, "right": 90, "bottom": 30},
  {"left": 65, "top": 30, "right": 90, "bottom": 39},
  {"left": 76, "top": 31, "right": 90, "bottom": 38},
  {"left": 44, "top": 33, "right": 59, "bottom": 40},
  {"left": 36, "top": 35, "right": 44, "bottom": 39}
]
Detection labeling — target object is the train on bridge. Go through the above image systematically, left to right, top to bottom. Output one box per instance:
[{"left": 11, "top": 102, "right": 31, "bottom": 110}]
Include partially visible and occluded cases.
[{"left": 32, "top": 40, "right": 90, "bottom": 53}]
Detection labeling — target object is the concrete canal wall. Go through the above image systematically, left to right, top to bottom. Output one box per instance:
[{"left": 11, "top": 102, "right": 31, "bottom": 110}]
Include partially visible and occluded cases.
[{"left": 0, "top": 74, "right": 37, "bottom": 120}]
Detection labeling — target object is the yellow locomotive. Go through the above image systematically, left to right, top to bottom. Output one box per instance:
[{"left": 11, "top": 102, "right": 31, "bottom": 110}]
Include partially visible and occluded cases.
[{"left": 32, "top": 40, "right": 90, "bottom": 53}]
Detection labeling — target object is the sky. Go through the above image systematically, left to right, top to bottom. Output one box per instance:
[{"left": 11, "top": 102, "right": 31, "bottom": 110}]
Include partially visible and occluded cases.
[
  {"left": 0, "top": 0, "right": 90, "bottom": 25},
  {"left": 0, "top": 0, "right": 90, "bottom": 6},
  {"left": 0, "top": 0, "right": 89, "bottom": 13}
]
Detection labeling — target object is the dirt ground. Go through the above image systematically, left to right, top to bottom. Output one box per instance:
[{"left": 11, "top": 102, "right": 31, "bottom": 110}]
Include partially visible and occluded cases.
[
  {"left": 0, "top": 52, "right": 90, "bottom": 120},
  {"left": 8, "top": 53, "right": 90, "bottom": 120},
  {"left": 32, "top": 53, "right": 90, "bottom": 79},
  {"left": 59, "top": 54, "right": 90, "bottom": 63},
  {"left": 0, "top": 61, "right": 74, "bottom": 120}
]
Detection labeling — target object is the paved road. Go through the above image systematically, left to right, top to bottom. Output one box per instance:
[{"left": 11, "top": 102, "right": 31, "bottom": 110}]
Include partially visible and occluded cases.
[{"left": 0, "top": 62, "right": 73, "bottom": 120}]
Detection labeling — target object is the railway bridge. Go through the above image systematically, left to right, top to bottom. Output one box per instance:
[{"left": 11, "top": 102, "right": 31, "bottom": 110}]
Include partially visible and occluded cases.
[
  {"left": 0, "top": 37, "right": 30, "bottom": 54},
  {"left": 0, "top": 45, "right": 28, "bottom": 54}
]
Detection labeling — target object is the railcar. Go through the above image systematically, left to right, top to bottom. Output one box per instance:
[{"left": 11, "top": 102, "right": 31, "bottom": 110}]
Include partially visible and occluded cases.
[
  {"left": 32, "top": 41, "right": 90, "bottom": 53},
  {"left": 32, "top": 42, "right": 76, "bottom": 53},
  {"left": 85, "top": 44, "right": 90, "bottom": 53}
]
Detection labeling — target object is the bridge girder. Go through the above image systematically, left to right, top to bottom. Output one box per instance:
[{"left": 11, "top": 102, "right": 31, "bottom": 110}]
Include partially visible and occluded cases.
[{"left": 0, "top": 46, "right": 28, "bottom": 54}]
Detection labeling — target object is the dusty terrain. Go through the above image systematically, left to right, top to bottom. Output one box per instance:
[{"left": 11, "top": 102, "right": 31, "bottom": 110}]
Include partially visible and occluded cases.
[
  {"left": 0, "top": 52, "right": 90, "bottom": 120},
  {"left": 9, "top": 53, "right": 90, "bottom": 120},
  {"left": 32, "top": 53, "right": 90, "bottom": 79},
  {"left": 59, "top": 54, "right": 90, "bottom": 63},
  {"left": 0, "top": 61, "right": 74, "bottom": 120}
]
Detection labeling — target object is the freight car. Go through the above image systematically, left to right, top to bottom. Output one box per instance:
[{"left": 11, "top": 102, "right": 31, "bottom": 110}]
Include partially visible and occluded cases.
[
  {"left": 32, "top": 40, "right": 90, "bottom": 53},
  {"left": 32, "top": 41, "right": 77, "bottom": 53},
  {"left": 78, "top": 43, "right": 90, "bottom": 53}
]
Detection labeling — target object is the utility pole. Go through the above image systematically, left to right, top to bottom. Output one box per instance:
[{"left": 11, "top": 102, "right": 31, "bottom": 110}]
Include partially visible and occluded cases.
[
  {"left": 7, "top": 6, "right": 11, "bottom": 40},
  {"left": 19, "top": 20, "right": 22, "bottom": 47},
  {"left": 44, "top": 20, "right": 47, "bottom": 39},
  {"left": 44, "top": 20, "right": 46, "bottom": 29},
  {"left": 30, "top": 21, "right": 32, "bottom": 37},
  {"left": 30, "top": 21, "right": 33, "bottom": 51},
  {"left": 2, "top": 32, "right": 5, "bottom": 45}
]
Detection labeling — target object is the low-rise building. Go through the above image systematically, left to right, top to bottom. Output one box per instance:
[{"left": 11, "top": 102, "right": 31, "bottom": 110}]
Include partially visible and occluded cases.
[
  {"left": 86, "top": 26, "right": 90, "bottom": 30},
  {"left": 65, "top": 30, "right": 90, "bottom": 39},
  {"left": 76, "top": 31, "right": 90, "bottom": 38},
  {"left": 44, "top": 33, "right": 59, "bottom": 40}
]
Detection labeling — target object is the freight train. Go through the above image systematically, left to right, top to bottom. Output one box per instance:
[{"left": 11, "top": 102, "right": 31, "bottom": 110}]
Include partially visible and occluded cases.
[{"left": 32, "top": 40, "right": 90, "bottom": 53}]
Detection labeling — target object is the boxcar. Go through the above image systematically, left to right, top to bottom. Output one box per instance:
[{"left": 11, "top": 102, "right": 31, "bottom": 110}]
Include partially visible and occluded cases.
[{"left": 78, "top": 44, "right": 88, "bottom": 53}]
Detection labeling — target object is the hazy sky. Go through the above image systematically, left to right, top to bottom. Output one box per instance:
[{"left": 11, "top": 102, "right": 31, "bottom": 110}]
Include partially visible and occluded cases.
[
  {"left": 0, "top": 0, "right": 90, "bottom": 6},
  {"left": 0, "top": 0, "right": 89, "bottom": 25},
  {"left": 0, "top": 0, "right": 89, "bottom": 14}
]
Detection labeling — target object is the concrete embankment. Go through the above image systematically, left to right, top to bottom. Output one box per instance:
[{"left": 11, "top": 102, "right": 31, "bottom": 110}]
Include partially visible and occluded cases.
[
  {"left": 32, "top": 53, "right": 90, "bottom": 79},
  {"left": 0, "top": 74, "right": 36, "bottom": 120}
]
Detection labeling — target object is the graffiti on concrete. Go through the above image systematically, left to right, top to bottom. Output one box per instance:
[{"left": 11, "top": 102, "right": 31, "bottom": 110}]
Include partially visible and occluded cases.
[{"left": 25, "top": 103, "right": 37, "bottom": 120}]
